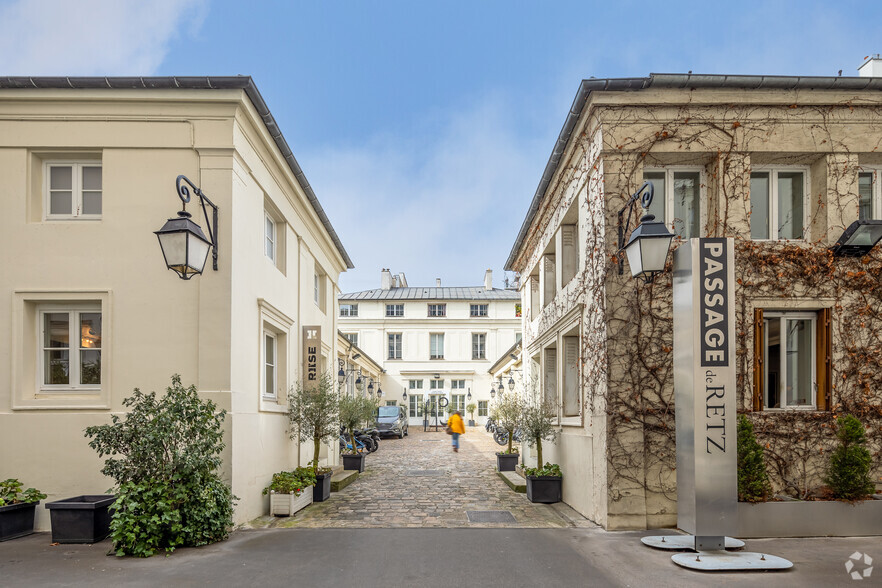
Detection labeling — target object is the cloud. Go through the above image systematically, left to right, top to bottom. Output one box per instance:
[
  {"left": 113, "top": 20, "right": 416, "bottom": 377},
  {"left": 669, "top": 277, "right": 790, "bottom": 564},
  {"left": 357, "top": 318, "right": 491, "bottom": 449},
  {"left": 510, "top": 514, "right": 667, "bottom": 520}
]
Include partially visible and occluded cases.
[
  {"left": 0, "top": 0, "right": 207, "bottom": 75},
  {"left": 304, "top": 93, "right": 552, "bottom": 293}
]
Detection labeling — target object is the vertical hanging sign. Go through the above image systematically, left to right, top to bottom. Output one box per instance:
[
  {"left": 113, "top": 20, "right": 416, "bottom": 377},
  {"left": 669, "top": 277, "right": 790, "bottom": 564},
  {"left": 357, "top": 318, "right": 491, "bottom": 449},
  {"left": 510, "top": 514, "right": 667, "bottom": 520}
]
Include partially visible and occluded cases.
[
  {"left": 673, "top": 238, "right": 736, "bottom": 552},
  {"left": 303, "top": 326, "right": 321, "bottom": 387}
]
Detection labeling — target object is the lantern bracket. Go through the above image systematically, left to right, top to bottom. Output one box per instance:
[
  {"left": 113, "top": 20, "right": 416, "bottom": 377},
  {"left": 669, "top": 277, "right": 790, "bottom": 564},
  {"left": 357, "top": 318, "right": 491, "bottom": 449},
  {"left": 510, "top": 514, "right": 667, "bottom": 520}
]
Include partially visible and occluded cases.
[
  {"left": 176, "top": 175, "right": 219, "bottom": 271},
  {"left": 617, "top": 181, "right": 655, "bottom": 276}
]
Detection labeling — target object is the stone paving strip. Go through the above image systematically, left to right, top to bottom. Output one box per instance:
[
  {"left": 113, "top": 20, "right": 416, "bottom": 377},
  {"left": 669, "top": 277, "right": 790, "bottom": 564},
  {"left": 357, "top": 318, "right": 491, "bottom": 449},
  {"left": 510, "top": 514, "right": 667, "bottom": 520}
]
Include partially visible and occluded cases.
[{"left": 246, "top": 428, "right": 596, "bottom": 529}]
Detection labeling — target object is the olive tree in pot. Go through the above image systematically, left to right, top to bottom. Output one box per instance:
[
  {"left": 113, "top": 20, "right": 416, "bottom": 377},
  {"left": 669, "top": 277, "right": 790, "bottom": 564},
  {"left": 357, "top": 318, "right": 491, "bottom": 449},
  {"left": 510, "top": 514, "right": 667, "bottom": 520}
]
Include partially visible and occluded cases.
[
  {"left": 287, "top": 373, "right": 339, "bottom": 501},
  {"left": 492, "top": 393, "right": 523, "bottom": 472},
  {"left": 339, "top": 394, "right": 376, "bottom": 472},
  {"left": 521, "top": 399, "right": 561, "bottom": 503},
  {"left": 466, "top": 402, "right": 477, "bottom": 427}
]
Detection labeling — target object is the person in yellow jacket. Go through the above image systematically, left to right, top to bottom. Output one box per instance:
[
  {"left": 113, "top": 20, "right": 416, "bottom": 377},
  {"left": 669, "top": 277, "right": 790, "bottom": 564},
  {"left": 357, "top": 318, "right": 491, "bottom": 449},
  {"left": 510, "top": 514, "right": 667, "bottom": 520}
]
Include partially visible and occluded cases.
[{"left": 448, "top": 410, "right": 465, "bottom": 452}]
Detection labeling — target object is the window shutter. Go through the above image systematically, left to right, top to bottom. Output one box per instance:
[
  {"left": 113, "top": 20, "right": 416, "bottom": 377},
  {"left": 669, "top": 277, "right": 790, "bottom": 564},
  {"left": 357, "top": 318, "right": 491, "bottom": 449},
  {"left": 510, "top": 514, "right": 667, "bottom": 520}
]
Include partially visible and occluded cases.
[
  {"left": 753, "top": 308, "right": 764, "bottom": 411},
  {"left": 816, "top": 308, "right": 832, "bottom": 411},
  {"left": 563, "top": 337, "right": 579, "bottom": 416},
  {"left": 544, "top": 348, "right": 557, "bottom": 406}
]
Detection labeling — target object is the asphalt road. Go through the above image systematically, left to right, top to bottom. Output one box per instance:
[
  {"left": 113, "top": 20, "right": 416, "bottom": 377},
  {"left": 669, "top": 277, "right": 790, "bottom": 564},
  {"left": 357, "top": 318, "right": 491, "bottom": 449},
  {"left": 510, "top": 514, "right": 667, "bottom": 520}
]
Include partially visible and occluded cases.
[{"left": 2, "top": 528, "right": 879, "bottom": 587}]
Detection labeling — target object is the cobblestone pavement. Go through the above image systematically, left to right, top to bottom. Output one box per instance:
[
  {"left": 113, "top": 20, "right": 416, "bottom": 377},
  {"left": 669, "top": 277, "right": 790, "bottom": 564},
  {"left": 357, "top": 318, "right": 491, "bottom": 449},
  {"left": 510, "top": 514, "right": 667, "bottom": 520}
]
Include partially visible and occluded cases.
[{"left": 249, "top": 428, "right": 596, "bottom": 529}]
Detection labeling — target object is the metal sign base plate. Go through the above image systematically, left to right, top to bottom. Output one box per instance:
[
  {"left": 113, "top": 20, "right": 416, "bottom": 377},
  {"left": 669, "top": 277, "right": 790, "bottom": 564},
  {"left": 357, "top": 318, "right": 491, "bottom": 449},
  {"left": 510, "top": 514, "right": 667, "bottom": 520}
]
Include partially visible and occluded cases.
[
  {"left": 641, "top": 535, "right": 745, "bottom": 551},
  {"left": 672, "top": 551, "right": 793, "bottom": 571}
]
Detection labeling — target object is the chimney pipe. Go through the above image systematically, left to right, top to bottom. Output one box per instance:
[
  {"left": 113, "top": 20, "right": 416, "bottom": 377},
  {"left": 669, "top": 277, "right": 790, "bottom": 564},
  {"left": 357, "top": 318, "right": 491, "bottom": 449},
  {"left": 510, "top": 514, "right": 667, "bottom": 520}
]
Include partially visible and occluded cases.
[
  {"left": 859, "top": 54, "right": 882, "bottom": 77},
  {"left": 381, "top": 268, "right": 393, "bottom": 290},
  {"left": 484, "top": 269, "right": 493, "bottom": 291},
  {"left": 436, "top": 278, "right": 441, "bottom": 287}
]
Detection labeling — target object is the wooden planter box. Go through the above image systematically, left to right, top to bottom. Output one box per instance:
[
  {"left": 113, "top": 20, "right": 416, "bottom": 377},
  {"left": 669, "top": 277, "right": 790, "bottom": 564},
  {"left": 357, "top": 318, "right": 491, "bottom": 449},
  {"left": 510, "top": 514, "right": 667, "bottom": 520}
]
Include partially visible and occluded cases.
[
  {"left": 269, "top": 487, "right": 314, "bottom": 517},
  {"left": 737, "top": 498, "right": 882, "bottom": 537},
  {"left": 0, "top": 501, "right": 39, "bottom": 542}
]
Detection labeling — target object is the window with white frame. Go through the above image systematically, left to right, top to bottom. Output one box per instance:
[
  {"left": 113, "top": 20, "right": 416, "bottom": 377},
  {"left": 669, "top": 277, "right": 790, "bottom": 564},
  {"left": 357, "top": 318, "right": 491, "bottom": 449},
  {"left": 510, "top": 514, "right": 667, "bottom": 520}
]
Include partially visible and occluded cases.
[
  {"left": 45, "top": 162, "right": 102, "bottom": 219},
  {"left": 643, "top": 168, "right": 702, "bottom": 239},
  {"left": 750, "top": 168, "right": 807, "bottom": 240},
  {"left": 859, "top": 169, "right": 881, "bottom": 220},
  {"left": 265, "top": 214, "right": 276, "bottom": 261},
  {"left": 314, "top": 268, "right": 327, "bottom": 312},
  {"left": 340, "top": 304, "right": 358, "bottom": 317},
  {"left": 386, "top": 304, "right": 404, "bottom": 317},
  {"left": 428, "top": 304, "right": 446, "bottom": 317},
  {"left": 470, "top": 304, "right": 488, "bottom": 317},
  {"left": 40, "top": 307, "right": 102, "bottom": 389},
  {"left": 758, "top": 311, "right": 821, "bottom": 409},
  {"left": 263, "top": 331, "right": 277, "bottom": 399},
  {"left": 343, "top": 332, "right": 358, "bottom": 346},
  {"left": 388, "top": 333, "right": 402, "bottom": 359},
  {"left": 430, "top": 333, "right": 444, "bottom": 359},
  {"left": 472, "top": 333, "right": 486, "bottom": 360},
  {"left": 408, "top": 379, "right": 423, "bottom": 390},
  {"left": 429, "top": 379, "right": 445, "bottom": 391},
  {"left": 450, "top": 379, "right": 466, "bottom": 390},
  {"left": 409, "top": 394, "right": 424, "bottom": 417},
  {"left": 450, "top": 394, "right": 465, "bottom": 413},
  {"left": 478, "top": 400, "right": 488, "bottom": 417}
]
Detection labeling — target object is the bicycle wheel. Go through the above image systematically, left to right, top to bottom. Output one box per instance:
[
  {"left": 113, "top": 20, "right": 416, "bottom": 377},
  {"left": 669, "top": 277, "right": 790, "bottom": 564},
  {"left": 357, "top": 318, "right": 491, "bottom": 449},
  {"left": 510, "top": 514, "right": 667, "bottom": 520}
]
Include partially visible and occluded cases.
[{"left": 493, "top": 431, "right": 509, "bottom": 446}]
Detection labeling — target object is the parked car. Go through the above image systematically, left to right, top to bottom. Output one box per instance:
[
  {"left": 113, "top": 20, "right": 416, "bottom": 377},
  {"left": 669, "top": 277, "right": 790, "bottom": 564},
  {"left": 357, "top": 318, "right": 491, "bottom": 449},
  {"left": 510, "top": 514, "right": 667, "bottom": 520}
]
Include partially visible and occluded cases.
[{"left": 375, "top": 406, "right": 408, "bottom": 438}]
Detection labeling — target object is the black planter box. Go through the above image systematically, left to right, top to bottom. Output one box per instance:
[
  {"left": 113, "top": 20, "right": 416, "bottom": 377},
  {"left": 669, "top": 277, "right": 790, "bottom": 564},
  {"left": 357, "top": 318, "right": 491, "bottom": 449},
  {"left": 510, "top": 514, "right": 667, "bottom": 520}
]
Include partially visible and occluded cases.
[
  {"left": 468, "top": 420, "right": 475, "bottom": 427},
  {"left": 496, "top": 452, "right": 519, "bottom": 472},
  {"left": 342, "top": 453, "right": 365, "bottom": 473},
  {"left": 313, "top": 472, "right": 332, "bottom": 502},
  {"left": 526, "top": 476, "right": 562, "bottom": 504},
  {"left": 45, "top": 495, "right": 115, "bottom": 544},
  {"left": 0, "top": 501, "right": 38, "bottom": 542}
]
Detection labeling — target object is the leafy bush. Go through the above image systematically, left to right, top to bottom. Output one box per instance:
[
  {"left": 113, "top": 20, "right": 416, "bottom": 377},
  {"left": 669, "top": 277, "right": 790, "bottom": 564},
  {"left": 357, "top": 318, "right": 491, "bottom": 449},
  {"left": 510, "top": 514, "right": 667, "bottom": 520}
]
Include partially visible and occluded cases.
[
  {"left": 288, "top": 373, "right": 339, "bottom": 474},
  {"left": 84, "top": 374, "right": 235, "bottom": 557},
  {"left": 491, "top": 393, "right": 523, "bottom": 455},
  {"left": 338, "top": 394, "right": 377, "bottom": 454},
  {"left": 521, "top": 400, "right": 558, "bottom": 468},
  {"left": 824, "top": 414, "right": 875, "bottom": 500},
  {"left": 737, "top": 415, "right": 771, "bottom": 502},
  {"left": 524, "top": 463, "right": 562, "bottom": 478},
  {"left": 262, "top": 468, "right": 317, "bottom": 496},
  {"left": 0, "top": 478, "right": 47, "bottom": 506}
]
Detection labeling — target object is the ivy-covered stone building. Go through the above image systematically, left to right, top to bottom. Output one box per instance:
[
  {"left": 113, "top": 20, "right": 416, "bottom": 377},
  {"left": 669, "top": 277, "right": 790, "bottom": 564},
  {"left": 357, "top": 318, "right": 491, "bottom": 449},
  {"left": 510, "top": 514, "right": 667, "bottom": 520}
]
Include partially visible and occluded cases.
[{"left": 506, "top": 62, "right": 882, "bottom": 529}]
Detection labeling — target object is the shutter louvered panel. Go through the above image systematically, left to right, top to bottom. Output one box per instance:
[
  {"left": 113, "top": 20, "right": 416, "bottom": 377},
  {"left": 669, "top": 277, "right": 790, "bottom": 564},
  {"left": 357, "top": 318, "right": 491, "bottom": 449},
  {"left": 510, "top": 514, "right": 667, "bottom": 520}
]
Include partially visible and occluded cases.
[
  {"left": 561, "top": 225, "right": 577, "bottom": 284},
  {"left": 753, "top": 308, "right": 764, "bottom": 412},
  {"left": 817, "top": 308, "right": 832, "bottom": 411},
  {"left": 563, "top": 336, "right": 579, "bottom": 416},
  {"left": 544, "top": 348, "right": 557, "bottom": 407}
]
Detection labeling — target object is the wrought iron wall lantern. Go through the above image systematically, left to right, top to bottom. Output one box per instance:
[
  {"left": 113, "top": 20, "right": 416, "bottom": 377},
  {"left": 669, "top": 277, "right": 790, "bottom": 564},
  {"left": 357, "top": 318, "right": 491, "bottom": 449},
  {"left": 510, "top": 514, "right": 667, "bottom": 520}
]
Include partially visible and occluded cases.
[
  {"left": 155, "top": 175, "right": 219, "bottom": 280},
  {"left": 617, "top": 181, "right": 675, "bottom": 283},
  {"left": 830, "top": 219, "right": 882, "bottom": 257},
  {"left": 337, "top": 359, "right": 365, "bottom": 393}
]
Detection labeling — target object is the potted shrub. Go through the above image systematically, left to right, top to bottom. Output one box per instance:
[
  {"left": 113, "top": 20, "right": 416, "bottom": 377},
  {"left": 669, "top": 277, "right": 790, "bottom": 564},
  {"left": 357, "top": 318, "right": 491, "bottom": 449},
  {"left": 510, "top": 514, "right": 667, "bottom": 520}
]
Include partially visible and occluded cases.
[
  {"left": 288, "top": 373, "right": 339, "bottom": 501},
  {"left": 84, "top": 375, "right": 235, "bottom": 557},
  {"left": 492, "top": 393, "right": 523, "bottom": 471},
  {"left": 339, "top": 394, "right": 376, "bottom": 472},
  {"left": 521, "top": 399, "right": 561, "bottom": 503},
  {"left": 466, "top": 402, "right": 477, "bottom": 427},
  {"left": 825, "top": 414, "right": 875, "bottom": 500},
  {"left": 737, "top": 415, "right": 771, "bottom": 502},
  {"left": 263, "top": 468, "right": 317, "bottom": 516},
  {"left": 0, "top": 479, "right": 47, "bottom": 542}
]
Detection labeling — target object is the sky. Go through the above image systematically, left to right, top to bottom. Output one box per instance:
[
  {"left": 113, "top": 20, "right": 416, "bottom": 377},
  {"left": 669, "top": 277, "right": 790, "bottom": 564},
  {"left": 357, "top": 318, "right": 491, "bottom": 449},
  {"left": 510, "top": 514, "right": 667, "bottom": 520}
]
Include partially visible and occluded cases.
[{"left": 1, "top": 0, "right": 879, "bottom": 292}]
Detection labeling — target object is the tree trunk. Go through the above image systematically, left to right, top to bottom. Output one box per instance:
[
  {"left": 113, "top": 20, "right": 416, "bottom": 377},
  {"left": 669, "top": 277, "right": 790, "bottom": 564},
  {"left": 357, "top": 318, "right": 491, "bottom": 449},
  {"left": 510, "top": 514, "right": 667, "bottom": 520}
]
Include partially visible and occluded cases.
[
  {"left": 507, "top": 429, "right": 513, "bottom": 454},
  {"left": 349, "top": 431, "right": 357, "bottom": 454},
  {"left": 313, "top": 436, "right": 321, "bottom": 474},
  {"left": 536, "top": 437, "right": 543, "bottom": 468}
]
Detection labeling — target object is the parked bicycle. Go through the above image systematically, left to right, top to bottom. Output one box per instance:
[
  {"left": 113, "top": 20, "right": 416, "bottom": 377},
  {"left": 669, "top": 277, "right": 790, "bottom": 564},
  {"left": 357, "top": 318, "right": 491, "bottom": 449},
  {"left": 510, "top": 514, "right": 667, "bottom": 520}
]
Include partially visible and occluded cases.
[{"left": 493, "top": 427, "right": 524, "bottom": 446}]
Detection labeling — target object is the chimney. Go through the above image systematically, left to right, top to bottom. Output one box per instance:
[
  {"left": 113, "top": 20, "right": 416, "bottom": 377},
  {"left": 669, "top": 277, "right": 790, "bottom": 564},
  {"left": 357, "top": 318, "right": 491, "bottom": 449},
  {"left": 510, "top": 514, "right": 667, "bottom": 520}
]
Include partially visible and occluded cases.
[
  {"left": 859, "top": 54, "right": 882, "bottom": 77},
  {"left": 381, "top": 268, "right": 393, "bottom": 290},
  {"left": 484, "top": 269, "right": 493, "bottom": 291},
  {"left": 398, "top": 272, "right": 408, "bottom": 287},
  {"left": 435, "top": 278, "right": 441, "bottom": 287}
]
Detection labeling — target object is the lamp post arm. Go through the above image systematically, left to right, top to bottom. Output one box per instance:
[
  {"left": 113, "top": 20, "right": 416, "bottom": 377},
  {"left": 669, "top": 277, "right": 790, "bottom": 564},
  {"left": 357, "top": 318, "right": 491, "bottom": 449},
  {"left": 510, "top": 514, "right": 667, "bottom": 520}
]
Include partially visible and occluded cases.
[
  {"left": 177, "top": 175, "right": 219, "bottom": 271},
  {"left": 616, "top": 181, "right": 655, "bottom": 275}
]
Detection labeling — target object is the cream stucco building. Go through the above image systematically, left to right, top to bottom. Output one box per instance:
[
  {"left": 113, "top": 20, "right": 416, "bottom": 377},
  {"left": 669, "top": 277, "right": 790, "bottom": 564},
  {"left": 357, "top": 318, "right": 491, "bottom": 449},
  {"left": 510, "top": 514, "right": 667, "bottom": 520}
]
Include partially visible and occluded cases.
[
  {"left": 507, "top": 65, "right": 882, "bottom": 529},
  {"left": 0, "top": 76, "right": 352, "bottom": 529},
  {"left": 339, "top": 269, "right": 521, "bottom": 426}
]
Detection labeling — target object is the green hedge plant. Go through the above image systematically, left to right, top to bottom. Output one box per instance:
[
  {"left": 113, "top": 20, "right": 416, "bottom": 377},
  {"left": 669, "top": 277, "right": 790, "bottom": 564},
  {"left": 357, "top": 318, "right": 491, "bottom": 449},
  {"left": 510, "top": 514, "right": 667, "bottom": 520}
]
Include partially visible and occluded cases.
[
  {"left": 85, "top": 374, "right": 235, "bottom": 557},
  {"left": 824, "top": 414, "right": 875, "bottom": 500},
  {"left": 736, "top": 415, "right": 771, "bottom": 502}
]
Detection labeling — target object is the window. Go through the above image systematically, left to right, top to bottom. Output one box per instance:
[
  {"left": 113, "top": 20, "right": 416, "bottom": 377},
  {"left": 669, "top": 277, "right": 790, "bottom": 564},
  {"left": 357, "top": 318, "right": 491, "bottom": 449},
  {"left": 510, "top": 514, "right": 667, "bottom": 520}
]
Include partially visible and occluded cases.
[
  {"left": 45, "top": 162, "right": 102, "bottom": 219},
  {"left": 643, "top": 168, "right": 703, "bottom": 238},
  {"left": 750, "top": 168, "right": 807, "bottom": 240},
  {"left": 859, "top": 169, "right": 881, "bottom": 220},
  {"left": 265, "top": 214, "right": 276, "bottom": 261},
  {"left": 314, "top": 267, "right": 327, "bottom": 312},
  {"left": 314, "top": 275, "right": 320, "bottom": 305},
  {"left": 515, "top": 303, "right": 522, "bottom": 318},
  {"left": 340, "top": 304, "right": 358, "bottom": 317},
  {"left": 386, "top": 304, "right": 404, "bottom": 317},
  {"left": 428, "top": 304, "right": 446, "bottom": 317},
  {"left": 470, "top": 304, "right": 488, "bottom": 317},
  {"left": 40, "top": 308, "right": 101, "bottom": 390},
  {"left": 753, "top": 308, "right": 831, "bottom": 410},
  {"left": 264, "top": 332, "right": 277, "bottom": 399},
  {"left": 343, "top": 332, "right": 358, "bottom": 346},
  {"left": 516, "top": 332, "right": 523, "bottom": 343},
  {"left": 388, "top": 333, "right": 402, "bottom": 360},
  {"left": 430, "top": 333, "right": 445, "bottom": 359},
  {"left": 472, "top": 333, "right": 486, "bottom": 360},
  {"left": 409, "top": 379, "right": 423, "bottom": 390},
  {"left": 429, "top": 379, "right": 445, "bottom": 391},
  {"left": 450, "top": 379, "right": 466, "bottom": 390},
  {"left": 409, "top": 394, "right": 424, "bottom": 417},
  {"left": 450, "top": 394, "right": 465, "bottom": 413},
  {"left": 385, "top": 400, "right": 397, "bottom": 406},
  {"left": 478, "top": 400, "right": 488, "bottom": 417}
]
